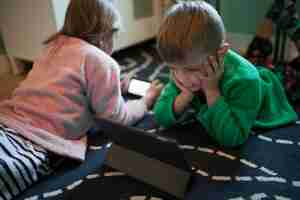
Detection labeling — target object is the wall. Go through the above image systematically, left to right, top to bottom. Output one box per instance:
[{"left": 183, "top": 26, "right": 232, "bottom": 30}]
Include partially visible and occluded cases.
[
  {"left": 0, "top": 0, "right": 57, "bottom": 61},
  {"left": 51, "top": 0, "right": 69, "bottom": 30},
  {"left": 221, "top": 0, "right": 273, "bottom": 35},
  {"left": 221, "top": 0, "right": 271, "bottom": 51},
  {"left": 1, "top": 1, "right": 299, "bottom": 57},
  {"left": 221, "top": 1, "right": 300, "bottom": 52},
  {"left": 223, "top": 1, "right": 300, "bottom": 35}
]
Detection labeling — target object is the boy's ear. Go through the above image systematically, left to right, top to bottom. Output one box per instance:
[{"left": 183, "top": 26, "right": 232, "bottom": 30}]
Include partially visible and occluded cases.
[{"left": 217, "top": 43, "right": 230, "bottom": 57}]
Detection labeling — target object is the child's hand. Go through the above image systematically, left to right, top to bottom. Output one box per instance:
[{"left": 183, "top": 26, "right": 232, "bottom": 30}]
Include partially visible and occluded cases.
[
  {"left": 200, "top": 55, "right": 224, "bottom": 106},
  {"left": 200, "top": 55, "right": 224, "bottom": 94},
  {"left": 171, "top": 70, "right": 200, "bottom": 95},
  {"left": 171, "top": 70, "right": 195, "bottom": 114},
  {"left": 172, "top": 70, "right": 191, "bottom": 93},
  {"left": 120, "top": 72, "right": 136, "bottom": 95},
  {"left": 120, "top": 75, "right": 130, "bottom": 95},
  {"left": 143, "top": 80, "right": 164, "bottom": 110}
]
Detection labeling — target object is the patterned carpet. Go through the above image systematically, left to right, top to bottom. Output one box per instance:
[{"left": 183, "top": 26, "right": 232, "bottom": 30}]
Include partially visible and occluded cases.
[{"left": 113, "top": 40, "right": 170, "bottom": 83}]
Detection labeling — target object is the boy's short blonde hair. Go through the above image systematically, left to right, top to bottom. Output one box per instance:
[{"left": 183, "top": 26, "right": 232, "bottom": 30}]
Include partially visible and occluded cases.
[{"left": 157, "top": 1, "right": 226, "bottom": 67}]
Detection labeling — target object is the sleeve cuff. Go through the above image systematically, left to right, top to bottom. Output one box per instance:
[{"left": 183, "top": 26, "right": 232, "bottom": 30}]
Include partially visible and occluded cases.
[
  {"left": 198, "top": 96, "right": 227, "bottom": 123},
  {"left": 154, "top": 97, "right": 178, "bottom": 128},
  {"left": 166, "top": 97, "right": 178, "bottom": 124}
]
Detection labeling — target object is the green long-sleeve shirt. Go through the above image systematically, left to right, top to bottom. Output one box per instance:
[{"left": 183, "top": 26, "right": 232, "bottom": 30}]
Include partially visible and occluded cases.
[{"left": 154, "top": 50, "right": 297, "bottom": 147}]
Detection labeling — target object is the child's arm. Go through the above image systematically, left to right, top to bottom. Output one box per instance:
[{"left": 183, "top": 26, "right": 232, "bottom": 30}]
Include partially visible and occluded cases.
[
  {"left": 84, "top": 52, "right": 160, "bottom": 125},
  {"left": 194, "top": 56, "right": 261, "bottom": 147},
  {"left": 171, "top": 72, "right": 195, "bottom": 115},
  {"left": 197, "top": 77, "right": 261, "bottom": 147},
  {"left": 154, "top": 80, "right": 183, "bottom": 128},
  {"left": 173, "top": 91, "right": 194, "bottom": 114}
]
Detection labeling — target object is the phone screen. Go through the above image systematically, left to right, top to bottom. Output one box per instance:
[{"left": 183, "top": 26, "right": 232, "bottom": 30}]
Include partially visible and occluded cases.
[{"left": 128, "top": 79, "right": 151, "bottom": 97}]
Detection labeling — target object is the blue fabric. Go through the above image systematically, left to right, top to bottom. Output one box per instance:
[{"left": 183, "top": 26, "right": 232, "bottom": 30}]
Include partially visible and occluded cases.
[
  {"left": 168, "top": 122, "right": 300, "bottom": 200},
  {"left": 0, "top": 124, "right": 51, "bottom": 200},
  {"left": 15, "top": 139, "right": 109, "bottom": 200}
]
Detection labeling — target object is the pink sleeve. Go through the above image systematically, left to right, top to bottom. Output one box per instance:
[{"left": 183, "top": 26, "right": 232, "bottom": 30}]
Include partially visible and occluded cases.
[{"left": 84, "top": 51, "right": 147, "bottom": 125}]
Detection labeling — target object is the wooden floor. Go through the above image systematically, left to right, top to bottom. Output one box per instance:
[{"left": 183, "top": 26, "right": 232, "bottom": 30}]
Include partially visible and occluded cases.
[{"left": 0, "top": 73, "right": 26, "bottom": 102}]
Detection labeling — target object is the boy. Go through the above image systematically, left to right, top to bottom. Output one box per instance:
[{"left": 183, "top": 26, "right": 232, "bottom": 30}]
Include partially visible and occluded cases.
[{"left": 154, "top": 1, "right": 297, "bottom": 147}]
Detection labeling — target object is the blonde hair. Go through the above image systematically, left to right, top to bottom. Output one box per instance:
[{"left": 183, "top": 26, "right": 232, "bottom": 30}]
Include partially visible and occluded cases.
[
  {"left": 45, "top": 0, "right": 121, "bottom": 49},
  {"left": 157, "top": 1, "right": 225, "bottom": 66}
]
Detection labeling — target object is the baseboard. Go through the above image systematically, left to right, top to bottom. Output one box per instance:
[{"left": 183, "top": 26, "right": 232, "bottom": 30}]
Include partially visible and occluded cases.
[{"left": 0, "top": 55, "right": 11, "bottom": 76}]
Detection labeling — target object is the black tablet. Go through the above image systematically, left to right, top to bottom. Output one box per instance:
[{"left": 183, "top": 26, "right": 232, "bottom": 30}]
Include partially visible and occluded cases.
[{"left": 96, "top": 118, "right": 193, "bottom": 199}]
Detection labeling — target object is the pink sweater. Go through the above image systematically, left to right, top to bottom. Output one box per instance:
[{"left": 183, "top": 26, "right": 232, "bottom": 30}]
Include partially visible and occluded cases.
[{"left": 0, "top": 36, "right": 147, "bottom": 161}]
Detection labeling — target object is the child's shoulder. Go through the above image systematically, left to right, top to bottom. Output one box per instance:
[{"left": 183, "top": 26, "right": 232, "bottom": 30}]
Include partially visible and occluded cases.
[
  {"left": 54, "top": 35, "right": 119, "bottom": 71},
  {"left": 81, "top": 43, "right": 119, "bottom": 72},
  {"left": 220, "top": 49, "right": 262, "bottom": 94},
  {"left": 224, "top": 49, "right": 259, "bottom": 80}
]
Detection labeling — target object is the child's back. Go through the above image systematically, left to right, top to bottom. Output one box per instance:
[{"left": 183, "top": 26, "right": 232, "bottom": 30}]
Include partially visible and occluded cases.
[
  {"left": 0, "top": 34, "right": 153, "bottom": 160},
  {"left": 0, "top": 35, "right": 118, "bottom": 160}
]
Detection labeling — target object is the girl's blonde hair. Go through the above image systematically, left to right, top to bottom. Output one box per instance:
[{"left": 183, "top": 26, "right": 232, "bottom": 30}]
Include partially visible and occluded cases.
[
  {"left": 45, "top": 0, "right": 121, "bottom": 49},
  {"left": 157, "top": 1, "right": 225, "bottom": 66}
]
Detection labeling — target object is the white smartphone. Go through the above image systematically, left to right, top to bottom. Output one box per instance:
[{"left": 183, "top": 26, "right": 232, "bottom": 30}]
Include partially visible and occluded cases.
[{"left": 128, "top": 79, "right": 151, "bottom": 97}]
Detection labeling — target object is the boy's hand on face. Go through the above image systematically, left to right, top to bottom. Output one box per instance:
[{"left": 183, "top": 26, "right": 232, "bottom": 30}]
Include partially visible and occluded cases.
[
  {"left": 200, "top": 55, "right": 224, "bottom": 106},
  {"left": 200, "top": 55, "right": 224, "bottom": 92},
  {"left": 171, "top": 70, "right": 194, "bottom": 115},
  {"left": 171, "top": 70, "right": 194, "bottom": 97},
  {"left": 172, "top": 70, "right": 203, "bottom": 92}
]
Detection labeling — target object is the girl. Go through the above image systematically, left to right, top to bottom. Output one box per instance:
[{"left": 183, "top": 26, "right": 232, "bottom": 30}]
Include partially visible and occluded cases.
[{"left": 0, "top": 0, "right": 163, "bottom": 199}]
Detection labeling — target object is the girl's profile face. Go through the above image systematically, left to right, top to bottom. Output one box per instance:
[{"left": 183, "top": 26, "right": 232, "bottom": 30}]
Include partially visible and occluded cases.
[{"left": 100, "top": 28, "right": 119, "bottom": 55}]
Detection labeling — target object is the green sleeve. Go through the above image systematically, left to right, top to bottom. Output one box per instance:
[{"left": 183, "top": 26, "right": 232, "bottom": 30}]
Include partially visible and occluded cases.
[
  {"left": 196, "top": 78, "right": 262, "bottom": 147},
  {"left": 154, "top": 80, "right": 180, "bottom": 128}
]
